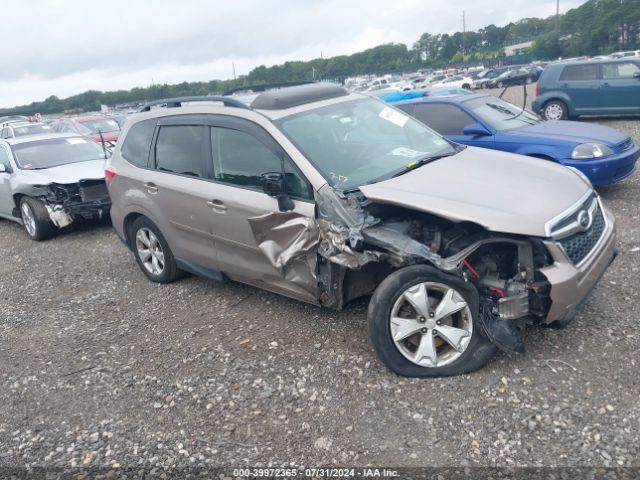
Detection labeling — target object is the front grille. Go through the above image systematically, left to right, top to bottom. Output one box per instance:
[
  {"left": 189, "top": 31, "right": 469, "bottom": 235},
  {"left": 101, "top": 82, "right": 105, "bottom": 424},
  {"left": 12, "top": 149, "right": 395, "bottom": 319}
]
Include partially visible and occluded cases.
[
  {"left": 617, "top": 138, "right": 634, "bottom": 152},
  {"left": 558, "top": 203, "right": 605, "bottom": 265}
]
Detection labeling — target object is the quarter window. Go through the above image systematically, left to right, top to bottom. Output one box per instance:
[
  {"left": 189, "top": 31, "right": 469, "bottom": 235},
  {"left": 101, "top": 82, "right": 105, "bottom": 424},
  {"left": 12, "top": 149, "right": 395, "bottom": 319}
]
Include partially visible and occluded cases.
[
  {"left": 602, "top": 62, "right": 640, "bottom": 79},
  {"left": 559, "top": 64, "right": 599, "bottom": 81},
  {"left": 412, "top": 104, "right": 475, "bottom": 135},
  {"left": 121, "top": 119, "right": 156, "bottom": 168},
  {"left": 155, "top": 125, "right": 206, "bottom": 178},
  {"left": 210, "top": 127, "right": 312, "bottom": 199}
]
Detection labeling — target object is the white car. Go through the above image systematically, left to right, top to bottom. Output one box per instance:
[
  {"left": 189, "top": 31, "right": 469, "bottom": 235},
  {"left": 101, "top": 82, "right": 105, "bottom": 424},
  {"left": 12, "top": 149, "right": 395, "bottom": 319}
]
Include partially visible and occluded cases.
[
  {"left": 609, "top": 50, "right": 640, "bottom": 58},
  {"left": 431, "top": 75, "right": 474, "bottom": 90},
  {"left": 389, "top": 80, "right": 414, "bottom": 92}
]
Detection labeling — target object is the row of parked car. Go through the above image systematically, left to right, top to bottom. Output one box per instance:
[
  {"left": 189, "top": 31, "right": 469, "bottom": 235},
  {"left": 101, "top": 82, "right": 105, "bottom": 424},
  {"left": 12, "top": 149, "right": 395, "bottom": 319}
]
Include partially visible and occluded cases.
[
  {"left": 0, "top": 81, "right": 635, "bottom": 377},
  {"left": 0, "top": 114, "right": 122, "bottom": 144}
]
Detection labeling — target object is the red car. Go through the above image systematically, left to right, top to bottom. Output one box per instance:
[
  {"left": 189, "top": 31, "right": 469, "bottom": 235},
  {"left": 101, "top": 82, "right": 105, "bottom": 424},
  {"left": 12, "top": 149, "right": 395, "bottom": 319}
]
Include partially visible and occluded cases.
[{"left": 52, "top": 115, "right": 120, "bottom": 146}]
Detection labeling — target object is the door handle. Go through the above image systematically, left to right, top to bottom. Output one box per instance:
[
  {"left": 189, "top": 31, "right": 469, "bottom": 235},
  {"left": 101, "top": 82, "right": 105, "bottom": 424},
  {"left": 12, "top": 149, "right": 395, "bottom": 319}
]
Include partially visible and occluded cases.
[
  {"left": 144, "top": 182, "right": 158, "bottom": 194},
  {"left": 206, "top": 199, "right": 227, "bottom": 212}
]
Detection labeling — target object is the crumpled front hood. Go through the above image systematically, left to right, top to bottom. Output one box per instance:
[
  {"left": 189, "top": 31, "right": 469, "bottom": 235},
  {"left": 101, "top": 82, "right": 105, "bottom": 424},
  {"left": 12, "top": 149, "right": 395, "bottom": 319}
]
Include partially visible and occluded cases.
[
  {"left": 512, "top": 120, "right": 628, "bottom": 146},
  {"left": 360, "top": 146, "right": 590, "bottom": 237},
  {"left": 20, "top": 159, "right": 107, "bottom": 185}
]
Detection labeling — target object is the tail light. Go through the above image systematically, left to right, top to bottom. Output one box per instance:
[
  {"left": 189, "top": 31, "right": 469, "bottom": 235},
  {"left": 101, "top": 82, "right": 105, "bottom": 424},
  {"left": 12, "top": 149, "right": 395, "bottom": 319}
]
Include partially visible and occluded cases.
[
  {"left": 535, "top": 82, "right": 539, "bottom": 97},
  {"left": 105, "top": 165, "right": 116, "bottom": 184}
]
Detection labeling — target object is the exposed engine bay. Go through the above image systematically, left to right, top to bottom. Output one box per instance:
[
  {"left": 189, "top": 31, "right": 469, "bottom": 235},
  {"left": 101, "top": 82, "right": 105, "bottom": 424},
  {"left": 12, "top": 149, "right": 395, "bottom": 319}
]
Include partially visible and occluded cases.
[
  {"left": 28, "top": 179, "right": 111, "bottom": 228},
  {"left": 250, "top": 184, "right": 555, "bottom": 355}
]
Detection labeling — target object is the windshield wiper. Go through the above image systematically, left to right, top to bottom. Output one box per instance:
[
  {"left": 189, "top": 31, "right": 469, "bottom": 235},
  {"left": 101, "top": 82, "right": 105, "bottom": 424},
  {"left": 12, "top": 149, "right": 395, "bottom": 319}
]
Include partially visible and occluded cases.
[
  {"left": 486, "top": 103, "right": 538, "bottom": 125},
  {"left": 486, "top": 103, "right": 518, "bottom": 116},
  {"left": 391, "top": 152, "right": 457, "bottom": 178}
]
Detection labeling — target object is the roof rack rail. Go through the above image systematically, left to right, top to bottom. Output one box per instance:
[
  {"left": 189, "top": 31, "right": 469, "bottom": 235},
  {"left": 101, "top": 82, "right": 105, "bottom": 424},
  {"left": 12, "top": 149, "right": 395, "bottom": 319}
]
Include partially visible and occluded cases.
[
  {"left": 222, "top": 81, "right": 314, "bottom": 96},
  {"left": 138, "top": 96, "right": 250, "bottom": 112}
]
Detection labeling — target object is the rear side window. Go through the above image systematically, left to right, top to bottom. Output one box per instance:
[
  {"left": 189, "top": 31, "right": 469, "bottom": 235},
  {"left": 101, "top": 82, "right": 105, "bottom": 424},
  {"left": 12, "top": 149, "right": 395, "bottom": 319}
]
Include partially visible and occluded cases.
[
  {"left": 602, "top": 62, "right": 640, "bottom": 79},
  {"left": 559, "top": 64, "right": 599, "bottom": 81},
  {"left": 412, "top": 104, "right": 475, "bottom": 135},
  {"left": 121, "top": 119, "right": 156, "bottom": 168},
  {"left": 155, "top": 125, "right": 207, "bottom": 178}
]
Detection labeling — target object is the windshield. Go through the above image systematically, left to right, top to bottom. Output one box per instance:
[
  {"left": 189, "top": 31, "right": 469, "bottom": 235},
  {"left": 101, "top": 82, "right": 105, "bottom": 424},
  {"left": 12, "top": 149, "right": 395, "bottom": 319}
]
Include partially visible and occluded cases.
[
  {"left": 465, "top": 97, "right": 540, "bottom": 131},
  {"left": 276, "top": 98, "right": 456, "bottom": 190},
  {"left": 78, "top": 118, "right": 120, "bottom": 134},
  {"left": 13, "top": 124, "right": 52, "bottom": 137},
  {"left": 11, "top": 137, "right": 105, "bottom": 169}
]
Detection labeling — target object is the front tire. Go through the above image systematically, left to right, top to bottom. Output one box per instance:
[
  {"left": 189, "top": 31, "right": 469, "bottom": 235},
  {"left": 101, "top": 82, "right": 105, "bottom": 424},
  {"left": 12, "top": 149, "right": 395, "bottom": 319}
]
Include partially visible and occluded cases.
[
  {"left": 542, "top": 100, "right": 568, "bottom": 120},
  {"left": 20, "top": 197, "right": 55, "bottom": 241},
  {"left": 130, "top": 216, "right": 180, "bottom": 284},
  {"left": 368, "top": 265, "right": 497, "bottom": 377}
]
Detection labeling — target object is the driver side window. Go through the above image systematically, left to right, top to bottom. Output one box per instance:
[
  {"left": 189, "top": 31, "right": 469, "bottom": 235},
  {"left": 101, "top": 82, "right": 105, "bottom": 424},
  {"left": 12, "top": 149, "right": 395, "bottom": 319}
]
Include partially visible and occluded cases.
[{"left": 210, "top": 127, "right": 312, "bottom": 200}]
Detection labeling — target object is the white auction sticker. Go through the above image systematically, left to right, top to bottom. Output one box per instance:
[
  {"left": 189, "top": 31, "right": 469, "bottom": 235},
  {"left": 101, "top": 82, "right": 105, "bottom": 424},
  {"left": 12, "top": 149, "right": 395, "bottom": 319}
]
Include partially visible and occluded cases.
[
  {"left": 379, "top": 107, "right": 408, "bottom": 127},
  {"left": 66, "top": 138, "right": 88, "bottom": 144},
  {"left": 391, "top": 147, "right": 425, "bottom": 158}
]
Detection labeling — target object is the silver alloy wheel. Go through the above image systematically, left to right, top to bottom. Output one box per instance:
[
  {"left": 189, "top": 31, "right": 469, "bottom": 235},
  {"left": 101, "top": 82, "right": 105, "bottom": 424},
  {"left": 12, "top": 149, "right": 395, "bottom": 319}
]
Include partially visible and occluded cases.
[
  {"left": 544, "top": 103, "right": 564, "bottom": 120},
  {"left": 21, "top": 202, "right": 37, "bottom": 237},
  {"left": 136, "top": 227, "right": 165, "bottom": 275},
  {"left": 390, "top": 282, "right": 473, "bottom": 368}
]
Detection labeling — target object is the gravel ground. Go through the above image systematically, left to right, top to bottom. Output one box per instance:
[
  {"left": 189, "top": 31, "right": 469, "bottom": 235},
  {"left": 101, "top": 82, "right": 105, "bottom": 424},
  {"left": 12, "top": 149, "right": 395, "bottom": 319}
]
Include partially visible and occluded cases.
[{"left": 1, "top": 88, "right": 640, "bottom": 477}]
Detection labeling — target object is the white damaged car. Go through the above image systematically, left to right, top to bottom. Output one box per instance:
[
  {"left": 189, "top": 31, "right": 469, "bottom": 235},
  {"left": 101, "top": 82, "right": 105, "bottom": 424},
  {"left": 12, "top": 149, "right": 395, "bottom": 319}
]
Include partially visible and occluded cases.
[{"left": 0, "top": 133, "right": 111, "bottom": 240}]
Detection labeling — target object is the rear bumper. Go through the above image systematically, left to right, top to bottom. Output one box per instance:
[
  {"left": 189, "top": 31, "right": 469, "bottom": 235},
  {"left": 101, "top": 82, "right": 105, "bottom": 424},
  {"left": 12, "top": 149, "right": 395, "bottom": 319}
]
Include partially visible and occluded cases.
[
  {"left": 532, "top": 98, "right": 543, "bottom": 113},
  {"left": 560, "top": 146, "right": 639, "bottom": 186},
  {"left": 539, "top": 203, "right": 616, "bottom": 323}
]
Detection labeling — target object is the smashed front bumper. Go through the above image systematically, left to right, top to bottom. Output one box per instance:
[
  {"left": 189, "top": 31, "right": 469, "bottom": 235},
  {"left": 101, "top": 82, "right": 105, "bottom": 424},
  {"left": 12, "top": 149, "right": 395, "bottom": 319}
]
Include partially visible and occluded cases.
[
  {"left": 36, "top": 180, "right": 111, "bottom": 228},
  {"left": 539, "top": 203, "right": 617, "bottom": 324}
]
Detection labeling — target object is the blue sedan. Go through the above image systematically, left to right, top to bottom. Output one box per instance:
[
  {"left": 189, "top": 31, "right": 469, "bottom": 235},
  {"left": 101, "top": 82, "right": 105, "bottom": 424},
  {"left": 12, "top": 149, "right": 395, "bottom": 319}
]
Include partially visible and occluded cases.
[{"left": 391, "top": 93, "right": 639, "bottom": 186}]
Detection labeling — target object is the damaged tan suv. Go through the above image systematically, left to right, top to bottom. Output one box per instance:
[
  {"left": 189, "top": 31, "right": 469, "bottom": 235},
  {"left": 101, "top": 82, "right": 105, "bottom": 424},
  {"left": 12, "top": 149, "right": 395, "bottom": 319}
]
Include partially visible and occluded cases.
[{"left": 107, "top": 83, "right": 617, "bottom": 377}]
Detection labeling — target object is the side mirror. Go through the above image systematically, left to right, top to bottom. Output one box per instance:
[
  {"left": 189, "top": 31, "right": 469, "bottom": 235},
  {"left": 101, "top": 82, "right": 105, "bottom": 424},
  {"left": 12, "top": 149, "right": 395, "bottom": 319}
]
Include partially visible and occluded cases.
[
  {"left": 634, "top": 72, "right": 640, "bottom": 79},
  {"left": 462, "top": 123, "right": 491, "bottom": 137},
  {"left": 0, "top": 163, "right": 12, "bottom": 174},
  {"left": 261, "top": 172, "right": 294, "bottom": 212}
]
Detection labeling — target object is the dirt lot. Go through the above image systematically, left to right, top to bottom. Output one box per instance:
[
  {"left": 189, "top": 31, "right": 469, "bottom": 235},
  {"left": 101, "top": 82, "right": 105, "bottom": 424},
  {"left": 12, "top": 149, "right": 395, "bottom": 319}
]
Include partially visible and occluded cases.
[{"left": 1, "top": 87, "right": 640, "bottom": 476}]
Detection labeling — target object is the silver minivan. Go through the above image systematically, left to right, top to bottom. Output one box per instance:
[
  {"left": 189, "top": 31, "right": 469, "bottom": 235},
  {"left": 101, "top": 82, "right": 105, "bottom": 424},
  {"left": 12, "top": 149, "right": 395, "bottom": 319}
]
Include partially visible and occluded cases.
[{"left": 107, "top": 83, "right": 617, "bottom": 377}]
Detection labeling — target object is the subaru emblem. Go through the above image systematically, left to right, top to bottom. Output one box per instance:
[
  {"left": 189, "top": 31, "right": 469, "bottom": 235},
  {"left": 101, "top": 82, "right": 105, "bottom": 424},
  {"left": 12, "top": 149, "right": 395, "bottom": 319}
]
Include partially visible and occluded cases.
[{"left": 577, "top": 210, "right": 591, "bottom": 231}]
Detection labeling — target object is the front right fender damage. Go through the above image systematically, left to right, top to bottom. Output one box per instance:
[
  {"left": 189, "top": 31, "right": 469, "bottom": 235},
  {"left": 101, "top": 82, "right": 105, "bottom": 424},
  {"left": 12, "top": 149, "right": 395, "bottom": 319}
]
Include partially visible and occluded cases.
[{"left": 248, "top": 184, "right": 556, "bottom": 355}]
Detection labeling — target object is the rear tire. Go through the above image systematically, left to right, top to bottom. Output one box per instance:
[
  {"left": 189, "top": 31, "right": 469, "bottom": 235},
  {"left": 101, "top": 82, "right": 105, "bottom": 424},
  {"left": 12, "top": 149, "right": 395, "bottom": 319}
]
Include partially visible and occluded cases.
[
  {"left": 542, "top": 100, "right": 568, "bottom": 120},
  {"left": 20, "top": 197, "right": 56, "bottom": 241},
  {"left": 130, "top": 216, "right": 180, "bottom": 284},
  {"left": 368, "top": 265, "right": 497, "bottom": 377}
]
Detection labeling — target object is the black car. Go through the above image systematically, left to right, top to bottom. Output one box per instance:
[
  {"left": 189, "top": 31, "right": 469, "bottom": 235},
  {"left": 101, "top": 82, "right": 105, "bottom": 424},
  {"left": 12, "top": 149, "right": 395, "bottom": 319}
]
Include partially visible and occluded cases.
[{"left": 488, "top": 68, "right": 539, "bottom": 88}]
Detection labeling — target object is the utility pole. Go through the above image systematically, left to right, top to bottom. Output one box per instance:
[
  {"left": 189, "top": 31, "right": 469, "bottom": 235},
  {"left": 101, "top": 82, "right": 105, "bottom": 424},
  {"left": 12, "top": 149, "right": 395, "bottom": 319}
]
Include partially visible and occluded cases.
[
  {"left": 556, "top": 0, "right": 560, "bottom": 32},
  {"left": 462, "top": 10, "right": 466, "bottom": 55},
  {"left": 232, "top": 62, "right": 236, "bottom": 80}
]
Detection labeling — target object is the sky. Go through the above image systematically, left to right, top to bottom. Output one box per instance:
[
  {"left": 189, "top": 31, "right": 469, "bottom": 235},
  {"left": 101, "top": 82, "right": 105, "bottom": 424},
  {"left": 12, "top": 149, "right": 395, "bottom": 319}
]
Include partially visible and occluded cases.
[{"left": 0, "top": 0, "right": 588, "bottom": 108}]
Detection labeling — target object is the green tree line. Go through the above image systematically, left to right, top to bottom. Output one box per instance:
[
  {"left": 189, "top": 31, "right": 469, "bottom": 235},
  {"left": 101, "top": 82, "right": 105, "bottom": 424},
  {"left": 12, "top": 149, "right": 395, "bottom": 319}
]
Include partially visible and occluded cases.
[{"left": 1, "top": 0, "right": 638, "bottom": 115}]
